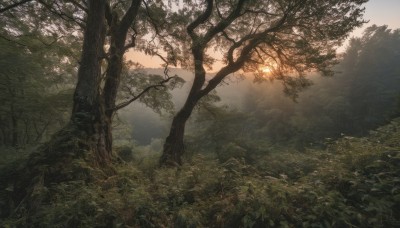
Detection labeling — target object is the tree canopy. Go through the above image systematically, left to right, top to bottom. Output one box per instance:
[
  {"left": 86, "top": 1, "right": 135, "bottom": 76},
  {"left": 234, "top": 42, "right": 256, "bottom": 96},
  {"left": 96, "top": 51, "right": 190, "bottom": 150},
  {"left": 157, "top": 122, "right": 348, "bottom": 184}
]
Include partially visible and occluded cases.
[
  {"left": 159, "top": 0, "right": 368, "bottom": 166},
  {"left": 186, "top": 25, "right": 400, "bottom": 155}
]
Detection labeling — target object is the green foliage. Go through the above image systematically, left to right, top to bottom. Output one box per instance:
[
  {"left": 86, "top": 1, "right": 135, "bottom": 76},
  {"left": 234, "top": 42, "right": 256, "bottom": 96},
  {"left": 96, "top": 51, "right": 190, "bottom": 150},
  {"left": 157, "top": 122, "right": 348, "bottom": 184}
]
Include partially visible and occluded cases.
[
  {"left": 197, "top": 25, "right": 400, "bottom": 150},
  {"left": 294, "top": 25, "right": 400, "bottom": 139},
  {"left": 0, "top": 31, "right": 75, "bottom": 147},
  {"left": 2, "top": 118, "right": 400, "bottom": 227}
]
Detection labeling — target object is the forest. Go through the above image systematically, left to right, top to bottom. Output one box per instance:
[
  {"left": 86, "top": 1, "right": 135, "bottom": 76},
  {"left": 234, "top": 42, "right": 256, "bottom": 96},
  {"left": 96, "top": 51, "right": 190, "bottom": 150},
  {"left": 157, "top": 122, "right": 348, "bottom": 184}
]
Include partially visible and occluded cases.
[{"left": 1, "top": 0, "right": 400, "bottom": 227}]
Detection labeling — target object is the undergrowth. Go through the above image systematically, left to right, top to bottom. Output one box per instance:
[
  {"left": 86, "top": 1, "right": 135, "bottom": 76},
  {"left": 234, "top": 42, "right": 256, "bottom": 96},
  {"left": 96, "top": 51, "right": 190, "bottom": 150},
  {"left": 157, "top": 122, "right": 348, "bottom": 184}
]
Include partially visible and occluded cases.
[{"left": 1, "top": 118, "right": 400, "bottom": 227}]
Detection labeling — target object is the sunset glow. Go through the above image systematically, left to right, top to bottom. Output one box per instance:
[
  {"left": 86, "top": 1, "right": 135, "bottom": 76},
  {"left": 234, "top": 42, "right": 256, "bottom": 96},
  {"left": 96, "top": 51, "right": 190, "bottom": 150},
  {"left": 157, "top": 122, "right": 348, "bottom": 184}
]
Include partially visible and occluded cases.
[{"left": 261, "top": 66, "right": 272, "bottom": 74}]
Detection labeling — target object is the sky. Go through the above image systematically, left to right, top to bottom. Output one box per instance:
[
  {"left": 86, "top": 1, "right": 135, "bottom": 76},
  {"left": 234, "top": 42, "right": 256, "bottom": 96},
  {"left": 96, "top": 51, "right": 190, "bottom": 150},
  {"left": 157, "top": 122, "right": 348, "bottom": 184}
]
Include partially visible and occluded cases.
[
  {"left": 127, "top": 0, "right": 400, "bottom": 68},
  {"left": 349, "top": 0, "right": 400, "bottom": 38}
]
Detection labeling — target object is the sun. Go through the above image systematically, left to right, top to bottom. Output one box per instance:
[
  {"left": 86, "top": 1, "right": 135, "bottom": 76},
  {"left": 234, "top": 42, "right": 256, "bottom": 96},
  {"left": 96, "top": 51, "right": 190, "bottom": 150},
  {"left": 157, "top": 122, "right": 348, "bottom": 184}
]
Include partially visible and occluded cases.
[
  {"left": 255, "top": 64, "right": 275, "bottom": 80},
  {"left": 261, "top": 66, "right": 271, "bottom": 74}
]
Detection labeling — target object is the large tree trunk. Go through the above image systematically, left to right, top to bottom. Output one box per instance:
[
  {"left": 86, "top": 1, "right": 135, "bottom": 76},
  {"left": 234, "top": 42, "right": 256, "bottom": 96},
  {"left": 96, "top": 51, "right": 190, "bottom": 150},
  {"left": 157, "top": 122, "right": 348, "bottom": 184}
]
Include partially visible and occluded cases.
[
  {"left": 1, "top": 0, "right": 111, "bottom": 217},
  {"left": 70, "top": 0, "right": 110, "bottom": 166}
]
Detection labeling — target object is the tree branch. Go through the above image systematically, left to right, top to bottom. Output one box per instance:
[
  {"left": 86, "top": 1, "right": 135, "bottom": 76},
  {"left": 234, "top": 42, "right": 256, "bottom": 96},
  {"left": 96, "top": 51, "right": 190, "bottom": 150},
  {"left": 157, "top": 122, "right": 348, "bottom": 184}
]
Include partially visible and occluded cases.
[
  {"left": 0, "top": 0, "right": 33, "bottom": 13},
  {"left": 37, "top": 0, "right": 86, "bottom": 29},
  {"left": 67, "top": 0, "right": 87, "bottom": 13},
  {"left": 119, "top": 0, "right": 141, "bottom": 36},
  {"left": 143, "top": 0, "right": 164, "bottom": 36},
  {"left": 186, "top": 0, "right": 213, "bottom": 41},
  {"left": 203, "top": 0, "right": 246, "bottom": 44},
  {"left": 105, "top": 1, "right": 113, "bottom": 26},
  {"left": 200, "top": 10, "right": 290, "bottom": 97},
  {"left": 0, "top": 34, "right": 28, "bottom": 47},
  {"left": 111, "top": 76, "right": 176, "bottom": 111}
]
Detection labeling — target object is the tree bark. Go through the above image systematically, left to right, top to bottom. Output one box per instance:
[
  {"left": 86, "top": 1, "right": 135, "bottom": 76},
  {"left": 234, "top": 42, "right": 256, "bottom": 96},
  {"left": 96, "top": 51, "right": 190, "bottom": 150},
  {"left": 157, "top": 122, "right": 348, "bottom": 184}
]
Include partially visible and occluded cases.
[
  {"left": 71, "top": 0, "right": 110, "bottom": 165},
  {"left": 102, "top": 0, "right": 141, "bottom": 161},
  {"left": 160, "top": 48, "right": 205, "bottom": 166},
  {"left": 160, "top": 98, "right": 197, "bottom": 166},
  {"left": 11, "top": 104, "right": 18, "bottom": 147}
]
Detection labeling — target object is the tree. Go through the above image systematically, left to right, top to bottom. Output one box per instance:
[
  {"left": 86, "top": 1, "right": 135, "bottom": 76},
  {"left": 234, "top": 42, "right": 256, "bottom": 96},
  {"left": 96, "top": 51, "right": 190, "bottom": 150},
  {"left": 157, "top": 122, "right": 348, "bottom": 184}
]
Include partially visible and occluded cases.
[
  {"left": 0, "top": 0, "right": 180, "bottom": 214},
  {"left": 0, "top": 0, "right": 179, "bottom": 162},
  {"left": 58, "top": 0, "right": 176, "bottom": 168},
  {"left": 159, "top": 0, "right": 367, "bottom": 166},
  {"left": 0, "top": 7, "right": 80, "bottom": 147},
  {"left": 230, "top": 25, "right": 400, "bottom": 149},
  {"left": 341, "top": 25, "right": 400, "bottom": 133},
  {"left": 0, "top": 39, "right": 73, "bottom": 147}
]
